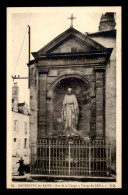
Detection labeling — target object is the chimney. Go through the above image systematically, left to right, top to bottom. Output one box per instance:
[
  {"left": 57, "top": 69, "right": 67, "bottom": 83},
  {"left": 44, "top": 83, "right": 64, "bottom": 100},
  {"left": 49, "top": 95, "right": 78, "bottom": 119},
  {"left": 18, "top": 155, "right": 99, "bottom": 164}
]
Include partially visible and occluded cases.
[
  {"left": 99, "top": 12, "right": 116, "bottom": 31},
  {"left": 12, "top": 82, "right": 19, "bottom": 112}
]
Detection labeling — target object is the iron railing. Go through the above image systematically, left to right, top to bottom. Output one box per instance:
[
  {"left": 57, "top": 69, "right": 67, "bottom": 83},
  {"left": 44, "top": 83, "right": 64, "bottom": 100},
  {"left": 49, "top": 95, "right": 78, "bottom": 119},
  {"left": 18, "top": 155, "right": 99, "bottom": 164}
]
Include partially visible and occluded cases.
[{"left": 31, "top": 136, "right": 111, "bottom": 177}]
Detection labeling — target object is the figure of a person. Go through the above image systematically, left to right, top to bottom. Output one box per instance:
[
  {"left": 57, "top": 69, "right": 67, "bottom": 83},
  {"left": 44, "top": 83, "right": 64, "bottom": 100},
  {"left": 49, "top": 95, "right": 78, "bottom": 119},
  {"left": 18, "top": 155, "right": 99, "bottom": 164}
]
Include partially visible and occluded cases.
[
  {"left": 62, "top": 88, "right": 79, "bottom": 131},
  {"left": 16, "top": 157, "right": 24, "bottom": 176}
]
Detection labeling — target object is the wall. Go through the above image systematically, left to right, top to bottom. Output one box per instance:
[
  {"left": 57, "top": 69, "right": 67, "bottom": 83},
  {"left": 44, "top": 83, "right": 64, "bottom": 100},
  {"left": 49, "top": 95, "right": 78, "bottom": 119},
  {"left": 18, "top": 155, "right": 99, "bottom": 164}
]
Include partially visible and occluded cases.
[
  {"left": 29, "top": 34, "right": 113, "bottom": 173},
  {"left": 89, "top": 35, "right": 116, "bottom": 171},
  {"left": 12, "top": 111, "right": 29, "bottom": 157}
]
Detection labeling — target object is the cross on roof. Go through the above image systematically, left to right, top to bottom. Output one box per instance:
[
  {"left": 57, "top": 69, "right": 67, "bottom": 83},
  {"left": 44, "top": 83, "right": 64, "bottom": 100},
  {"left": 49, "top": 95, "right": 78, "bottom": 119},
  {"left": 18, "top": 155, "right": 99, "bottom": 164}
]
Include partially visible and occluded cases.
[{"left": 68, "top": 14, "right": 76, "bottom": 28}]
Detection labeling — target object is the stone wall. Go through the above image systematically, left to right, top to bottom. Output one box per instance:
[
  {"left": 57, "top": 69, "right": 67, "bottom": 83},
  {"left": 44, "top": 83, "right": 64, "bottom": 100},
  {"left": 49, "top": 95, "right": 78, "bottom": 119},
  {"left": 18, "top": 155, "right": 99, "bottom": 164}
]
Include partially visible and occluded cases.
[
  {"left": 89, "top": 35, "right": 116, "bottom": 171},
  {"left": 29, "top": 53, "right": 111, "bottom": 170}
]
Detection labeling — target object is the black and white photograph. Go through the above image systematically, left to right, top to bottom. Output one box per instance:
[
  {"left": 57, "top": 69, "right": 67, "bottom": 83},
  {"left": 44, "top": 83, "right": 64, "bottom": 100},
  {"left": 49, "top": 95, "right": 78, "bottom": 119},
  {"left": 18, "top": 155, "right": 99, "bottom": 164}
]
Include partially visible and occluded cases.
[{"left": 7, "top": 7, "right": 121, "bottom": 188}]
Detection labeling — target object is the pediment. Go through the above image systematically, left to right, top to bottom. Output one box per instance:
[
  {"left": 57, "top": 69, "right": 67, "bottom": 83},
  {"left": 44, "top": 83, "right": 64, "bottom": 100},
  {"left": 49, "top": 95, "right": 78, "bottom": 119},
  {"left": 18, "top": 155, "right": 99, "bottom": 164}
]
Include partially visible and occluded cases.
[
  {"left": 31, "top": 27, "right": 111, "bottom": 58},
  {"left": 45, "top": 34, "right": 99, "bottom": 54}
]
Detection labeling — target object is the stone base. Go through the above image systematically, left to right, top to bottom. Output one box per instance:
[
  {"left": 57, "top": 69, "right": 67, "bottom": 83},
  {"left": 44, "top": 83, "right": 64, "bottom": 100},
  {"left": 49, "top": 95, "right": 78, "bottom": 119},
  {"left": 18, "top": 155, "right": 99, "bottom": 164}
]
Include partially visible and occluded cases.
[{"left": 27, "top": 174, "right": 116, "bottom": 182}]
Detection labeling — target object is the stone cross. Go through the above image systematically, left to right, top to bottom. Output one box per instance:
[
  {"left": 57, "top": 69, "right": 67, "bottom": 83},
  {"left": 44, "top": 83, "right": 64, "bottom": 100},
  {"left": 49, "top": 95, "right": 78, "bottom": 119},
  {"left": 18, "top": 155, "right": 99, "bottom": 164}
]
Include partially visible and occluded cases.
[{"left": 68, "top": 14, "right": 76, "bottom": 28}]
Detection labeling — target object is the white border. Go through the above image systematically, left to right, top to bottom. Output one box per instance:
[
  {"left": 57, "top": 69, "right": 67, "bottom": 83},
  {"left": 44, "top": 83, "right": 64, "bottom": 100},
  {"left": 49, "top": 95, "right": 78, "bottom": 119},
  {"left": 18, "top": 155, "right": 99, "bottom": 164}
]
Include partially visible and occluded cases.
[{"left": 7, "top": 6, "right": 122, "bottom": 189}]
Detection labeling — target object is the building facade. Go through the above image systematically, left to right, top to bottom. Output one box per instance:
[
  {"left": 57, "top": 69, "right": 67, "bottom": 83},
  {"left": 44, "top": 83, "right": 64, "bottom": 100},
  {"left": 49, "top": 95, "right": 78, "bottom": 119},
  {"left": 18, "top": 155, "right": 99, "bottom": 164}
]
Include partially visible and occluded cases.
[
  {"left": 87, "top": 12, "right": 116, "bottom": 172},
  {"left": 28, "top": 13, "right": 116, "bottom": 178},
  {"left": 12, "top": 83, "right": 29, "bottom": 157}
]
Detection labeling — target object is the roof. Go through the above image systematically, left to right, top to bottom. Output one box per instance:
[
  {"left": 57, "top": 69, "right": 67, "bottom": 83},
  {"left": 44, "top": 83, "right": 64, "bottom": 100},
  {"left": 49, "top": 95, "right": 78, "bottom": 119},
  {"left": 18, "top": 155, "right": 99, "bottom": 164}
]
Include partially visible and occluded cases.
[
  {"left": 99, "top": 12, "right": 116, "bottom": 22},
  {"left": 31, "top": 27, "right": 112, "bottom": 58},
  {"left": 87, "top": 29, "right": 116, "bottom": 38},
  {"left": 12, "top": 102, "right": 29, "bottom": 115},
  {"left": 12, "top": 110, "right": 30, "bottom": 116}
]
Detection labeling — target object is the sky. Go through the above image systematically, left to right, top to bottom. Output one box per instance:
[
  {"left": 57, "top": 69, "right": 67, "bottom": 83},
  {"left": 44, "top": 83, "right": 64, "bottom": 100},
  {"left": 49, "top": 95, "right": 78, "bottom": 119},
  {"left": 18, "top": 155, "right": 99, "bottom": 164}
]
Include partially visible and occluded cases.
[{"left": 8, "top": 7, "right": 119, "bottom": 106}]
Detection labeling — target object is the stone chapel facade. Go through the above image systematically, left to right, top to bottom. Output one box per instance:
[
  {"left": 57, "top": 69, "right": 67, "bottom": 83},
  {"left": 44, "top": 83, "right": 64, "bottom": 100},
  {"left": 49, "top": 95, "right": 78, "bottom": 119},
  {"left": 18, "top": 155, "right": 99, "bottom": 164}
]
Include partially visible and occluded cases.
[
  {"left": 28, "top": 24, "right": 114, "bottom": 177},
  {"left": 29, "top": 26, "right": 113, "bottom": 138}
]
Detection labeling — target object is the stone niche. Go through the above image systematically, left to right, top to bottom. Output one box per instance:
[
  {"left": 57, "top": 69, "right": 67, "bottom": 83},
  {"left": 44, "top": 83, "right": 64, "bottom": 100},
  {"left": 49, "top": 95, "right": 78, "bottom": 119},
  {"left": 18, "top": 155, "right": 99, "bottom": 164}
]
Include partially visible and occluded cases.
[
  {"left": 30, "top": 58, "right": 111, "bottom": 143},
  {"left": 37, "top": 65, "right": 98, "bottom": 139},
  {"left": 47, "top": 75, "right": 94, "bottom": 137}
]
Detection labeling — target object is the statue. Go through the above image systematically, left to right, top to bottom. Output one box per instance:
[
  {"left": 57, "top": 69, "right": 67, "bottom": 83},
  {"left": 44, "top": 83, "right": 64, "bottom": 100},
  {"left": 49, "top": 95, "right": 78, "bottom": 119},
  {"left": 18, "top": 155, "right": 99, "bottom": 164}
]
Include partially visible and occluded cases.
[{"left": 62, "top": 88, "right": 79, "bottom": 132}]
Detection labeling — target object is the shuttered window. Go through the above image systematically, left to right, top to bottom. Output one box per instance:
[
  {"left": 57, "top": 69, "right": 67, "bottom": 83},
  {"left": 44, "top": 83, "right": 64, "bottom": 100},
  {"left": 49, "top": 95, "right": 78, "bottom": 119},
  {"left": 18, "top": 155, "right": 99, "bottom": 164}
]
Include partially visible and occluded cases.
[
  {"left": 14, "top": 120, "right": 19, "bottom": 132},
  {"left": 24, "top": 122, "right": 28, "bottom": 134},
  {"left": 24, "top": 138, "right": 27, "bottom": 149}
]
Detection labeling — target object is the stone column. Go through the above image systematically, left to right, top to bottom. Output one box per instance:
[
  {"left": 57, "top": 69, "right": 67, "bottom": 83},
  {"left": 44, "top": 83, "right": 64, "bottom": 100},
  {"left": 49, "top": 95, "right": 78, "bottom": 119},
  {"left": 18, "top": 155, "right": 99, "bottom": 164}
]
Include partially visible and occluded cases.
[
  {"left": 29, "top": 66, "right": 38, "bottom": 172},
  {"left": 95, "top": 69, "right": 105, "bottom": 138},
  {"left": 38, "top": 73, "right": 47, "bottom": 137},
  {"left": 46, "top": 97, "right": 53, "bottom": 135},
  {"left": 90, "top": 97, "right": 96, "bottom": 138}
]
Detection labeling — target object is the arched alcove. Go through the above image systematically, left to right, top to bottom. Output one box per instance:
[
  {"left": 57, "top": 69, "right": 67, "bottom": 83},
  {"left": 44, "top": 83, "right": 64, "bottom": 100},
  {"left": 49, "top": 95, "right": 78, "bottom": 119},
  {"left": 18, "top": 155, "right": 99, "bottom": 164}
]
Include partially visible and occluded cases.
[
  {"left": 48, "top": 74, "right": 95, "bottom": 98},
  {"left": 47, "top": 76, "right": 95, "bottom": 137}
]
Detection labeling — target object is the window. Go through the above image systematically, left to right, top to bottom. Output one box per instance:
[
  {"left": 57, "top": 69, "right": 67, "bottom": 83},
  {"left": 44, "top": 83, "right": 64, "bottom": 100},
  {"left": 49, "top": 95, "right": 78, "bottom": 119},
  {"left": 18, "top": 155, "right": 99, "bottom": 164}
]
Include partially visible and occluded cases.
[
  {"left": 71, "top": 47, "right": 77, "bottom": 52},
  {"left": 14, "top": 120, "right": 19, "bottom": 132},
  {"left": 24, "top": 122, "right": 27, "bottom": 134},
  {"left": 14, "top": 138, "right": 17, "bottom": 142},
  {"left": 24, "top": 138, "right": 27, "bottom": 149},
  {"left": 18, "top": 139, "right": 21, "bottom": 149}
]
